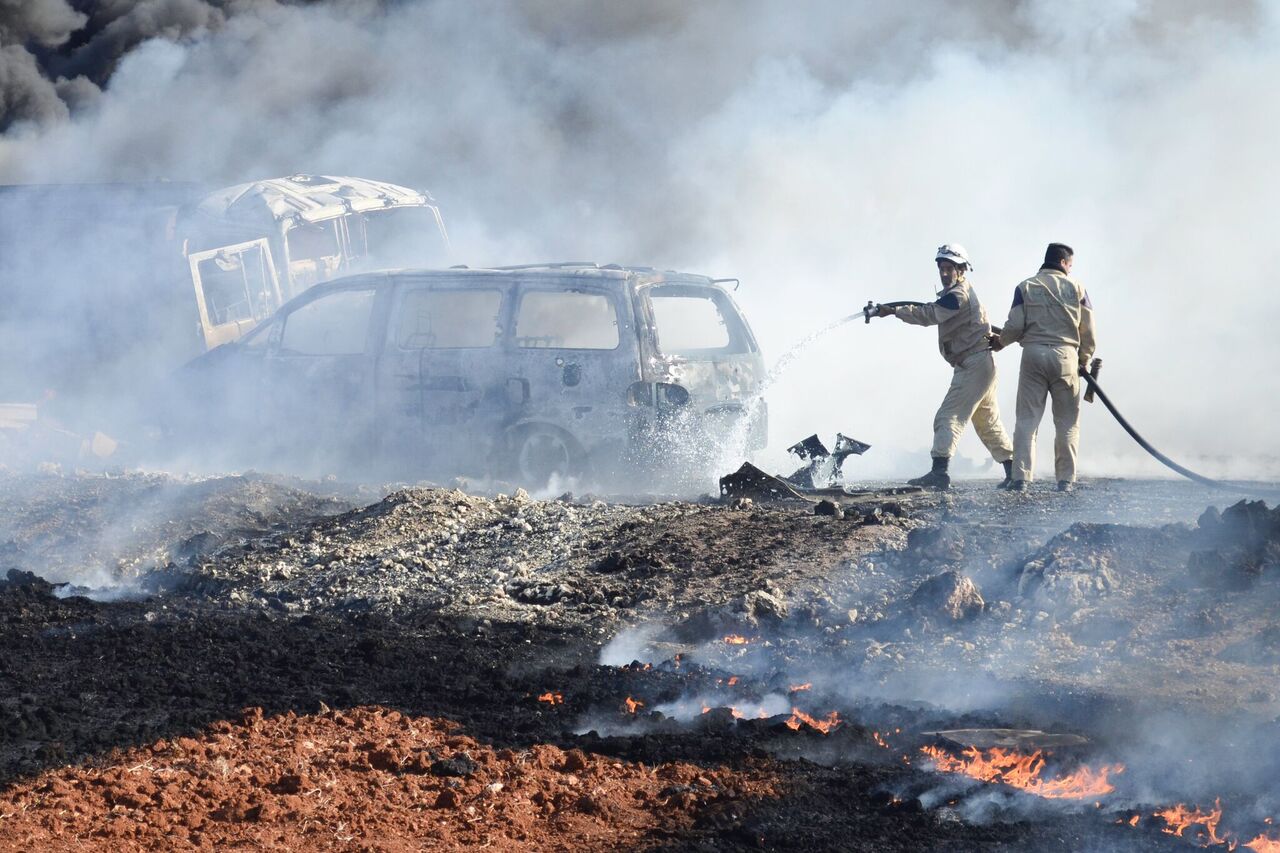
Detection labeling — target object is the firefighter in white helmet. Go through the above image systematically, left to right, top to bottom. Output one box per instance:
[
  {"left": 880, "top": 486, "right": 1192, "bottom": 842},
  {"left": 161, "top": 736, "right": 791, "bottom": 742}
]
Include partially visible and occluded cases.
[
  {"left": 990, "top": 242, "right": 1097, "bottom": 492},
  {"left": 876, "top": 244, "right": 1015, "bottom": 489}
]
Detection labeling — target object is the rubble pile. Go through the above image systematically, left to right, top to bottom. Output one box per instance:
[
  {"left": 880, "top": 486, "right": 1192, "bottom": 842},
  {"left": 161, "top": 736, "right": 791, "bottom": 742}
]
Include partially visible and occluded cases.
[
  {"left": 162, "top": 486, "right": 909, "bottom": 633},
  {"left": 1189, "top": 499, "right": 1280, "bottom": 590}
]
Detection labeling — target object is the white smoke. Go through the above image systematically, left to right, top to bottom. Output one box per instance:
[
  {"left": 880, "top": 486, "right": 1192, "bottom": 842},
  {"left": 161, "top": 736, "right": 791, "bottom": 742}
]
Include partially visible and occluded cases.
[{"left": 1, "top": 0, "right": 1276, "bottom": 480}]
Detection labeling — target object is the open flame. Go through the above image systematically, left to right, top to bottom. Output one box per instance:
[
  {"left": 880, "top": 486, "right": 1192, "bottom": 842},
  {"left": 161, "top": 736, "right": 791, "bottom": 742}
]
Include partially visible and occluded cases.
[
  {"left": 723, "top": 635, "right": 750, "bottom": 645},
  {"left": 788, "top": 682, "right": 812, "bottom": 693},
  {"left": 536, "top": 691, "right": 563, "bottom": 706},
  {"left": 623, "top": 696, "right": 643, "bottom": 714},
  {"left": 785, "top": 708, "right": 841, "bottom": 734},
  {"left": 872, "top": 731, "right": 890, "bottom": 749},
  {"left": 920, "top": 745, "right": 1123, "bottom": 800},
  {"left": 1155, "top": 799, "right": 1229, "bottom": 846},
  {"left": 1130, "top": 800, "right": 1280, "bottom": 851}
]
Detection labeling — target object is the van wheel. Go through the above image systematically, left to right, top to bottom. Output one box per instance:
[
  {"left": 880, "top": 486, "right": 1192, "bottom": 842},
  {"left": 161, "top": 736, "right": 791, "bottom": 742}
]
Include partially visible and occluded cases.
[{"left": 508, "top": 424, "right": 585, "bottom": 490}]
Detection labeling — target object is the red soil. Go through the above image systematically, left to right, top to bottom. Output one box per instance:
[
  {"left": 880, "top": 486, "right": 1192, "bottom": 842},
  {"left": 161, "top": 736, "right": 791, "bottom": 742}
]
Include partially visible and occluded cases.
[{"left": 0, "top": 706, "right": 781, "bottom": 851}]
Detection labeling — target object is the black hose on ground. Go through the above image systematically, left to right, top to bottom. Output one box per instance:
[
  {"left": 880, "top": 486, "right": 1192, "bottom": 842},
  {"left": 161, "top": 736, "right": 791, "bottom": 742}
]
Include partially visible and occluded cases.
[{"left": 1081, "top": 372, "right": 1280, "bottom": 499}]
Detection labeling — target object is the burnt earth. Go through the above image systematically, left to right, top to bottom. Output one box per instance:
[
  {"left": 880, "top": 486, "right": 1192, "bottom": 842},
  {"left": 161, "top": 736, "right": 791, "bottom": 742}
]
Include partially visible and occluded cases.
[{"left": 1, "top": 472, "right": 1276, "bottom": 850}]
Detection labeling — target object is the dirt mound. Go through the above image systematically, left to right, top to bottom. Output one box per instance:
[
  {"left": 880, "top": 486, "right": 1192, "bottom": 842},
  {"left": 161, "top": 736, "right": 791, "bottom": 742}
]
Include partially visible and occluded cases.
[{"left": 0, "top": 706, "right": 781, "bottom": 851}]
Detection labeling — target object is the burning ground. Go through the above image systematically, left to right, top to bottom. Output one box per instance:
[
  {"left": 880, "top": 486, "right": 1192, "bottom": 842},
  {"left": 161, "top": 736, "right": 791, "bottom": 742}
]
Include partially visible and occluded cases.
[{"left": 1, "top": 471, "right": 1279, "bottom": 850}]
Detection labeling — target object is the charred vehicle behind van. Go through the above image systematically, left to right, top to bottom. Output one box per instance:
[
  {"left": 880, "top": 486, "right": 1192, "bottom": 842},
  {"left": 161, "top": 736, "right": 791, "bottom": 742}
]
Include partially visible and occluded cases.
[{"left": 165, "top": 264, "right": 766, "bottom": 490}]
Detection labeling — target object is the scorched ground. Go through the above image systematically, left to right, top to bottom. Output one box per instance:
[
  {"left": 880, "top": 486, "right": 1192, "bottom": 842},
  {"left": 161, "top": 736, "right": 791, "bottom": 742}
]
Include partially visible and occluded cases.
[{"left": 1, "top": 471, "right": 1278, "bottom": 851}]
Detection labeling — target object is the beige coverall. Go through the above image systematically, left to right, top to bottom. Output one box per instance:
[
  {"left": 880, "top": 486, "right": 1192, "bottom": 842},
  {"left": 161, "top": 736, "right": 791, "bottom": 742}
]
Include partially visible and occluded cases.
[
  {"left": 997, "top": 268, "right": 1097, "bottom": 483},
  {"left": 895, "top": 280, "right": 1014, "bottom": 462}
]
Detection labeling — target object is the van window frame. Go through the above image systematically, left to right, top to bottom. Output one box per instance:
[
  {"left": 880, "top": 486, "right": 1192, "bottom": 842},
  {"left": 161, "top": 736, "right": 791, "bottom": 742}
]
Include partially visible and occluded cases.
[
  {"left": 272, "top": 282, "right": 381, "bottom": 358},
  {"left": 391, "top": 283, "right": 508, "bottom": 352},
  {"left": 512, "top": 284, "right": 623, "bottom": 353}
]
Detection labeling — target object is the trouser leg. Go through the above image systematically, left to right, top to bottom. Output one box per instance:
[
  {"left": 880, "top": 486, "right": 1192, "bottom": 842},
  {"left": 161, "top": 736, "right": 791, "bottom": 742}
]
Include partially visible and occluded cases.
[
  {"left": 1048, "top": 347, "right": 1082, "bottom": 483},
  {"left": 1012, "top": 348, "right": 1050, "bottom": 482},
  {"left": 969, "top": 353, "right": 1013, "bottom": 463},
  {"left": 931, "top": 355, "right": 991, "bottom": 459}
]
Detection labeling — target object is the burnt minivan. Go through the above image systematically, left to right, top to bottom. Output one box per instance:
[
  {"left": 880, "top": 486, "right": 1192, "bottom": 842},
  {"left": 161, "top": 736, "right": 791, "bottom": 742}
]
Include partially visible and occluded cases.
[{"left": 176, "top": 263, "right": 767, "bottom": 488}]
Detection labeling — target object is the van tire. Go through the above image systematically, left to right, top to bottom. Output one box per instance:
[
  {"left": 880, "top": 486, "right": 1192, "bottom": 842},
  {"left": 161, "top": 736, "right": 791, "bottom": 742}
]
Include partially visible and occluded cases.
[{"left": 505, "top": 423, "right": 586, "bottom": 491}]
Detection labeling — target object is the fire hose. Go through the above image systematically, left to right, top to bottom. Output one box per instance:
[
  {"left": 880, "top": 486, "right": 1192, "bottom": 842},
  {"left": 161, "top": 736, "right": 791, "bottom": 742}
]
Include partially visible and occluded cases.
[
  {"left": 864, "top": 301, "right": 1280, "bottom": 498},
  {"left": 1077, "top": 370, "right": 1280, "bottom": 498}
]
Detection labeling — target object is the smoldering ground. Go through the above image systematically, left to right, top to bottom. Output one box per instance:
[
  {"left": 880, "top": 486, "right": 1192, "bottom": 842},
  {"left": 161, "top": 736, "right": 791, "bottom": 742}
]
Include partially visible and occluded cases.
[
  {"left": 2, "top": 1, "right": 1278, "bottom": 482},
  {"left": 582, "top": 486, "right": 1280, "bottom": 840}
]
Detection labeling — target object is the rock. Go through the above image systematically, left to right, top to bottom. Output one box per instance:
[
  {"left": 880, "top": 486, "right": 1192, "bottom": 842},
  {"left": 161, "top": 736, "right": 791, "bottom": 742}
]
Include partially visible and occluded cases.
[
  {"left": 814, "top": 500, "right": 844, "bottom": 519},
  {"left": 1197, "top": 505, "right": 1222, "bottom": 534},
  {"left": 905, "top": 526, "right": 967, "bottom": 563},
  {"left": 1017, "top": 526, "right": 1119, "bottom": 611},
  {"left": 909, "top": 571, "right": 984, "bottom": 621},
  {"left": 505, "top": 579, "right": 574, "bottom": 604},
  {"left": 741, "top": 589, "right": 789, "bottom": 624},
  {"left": 430, "top": 755, "right": 477, "bottom": 777}
]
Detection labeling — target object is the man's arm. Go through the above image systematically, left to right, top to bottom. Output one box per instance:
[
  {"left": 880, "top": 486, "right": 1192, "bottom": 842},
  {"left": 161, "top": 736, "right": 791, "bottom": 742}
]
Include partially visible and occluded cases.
[
  {"left": 996, "top": 286, "right": 1027, "bottom": 349},
  {"left": 1077, "top": 286, "right": 1096, "bottom": 367},
  {"left": 893, "top": 290, "right": 962, "bottom": 327}
]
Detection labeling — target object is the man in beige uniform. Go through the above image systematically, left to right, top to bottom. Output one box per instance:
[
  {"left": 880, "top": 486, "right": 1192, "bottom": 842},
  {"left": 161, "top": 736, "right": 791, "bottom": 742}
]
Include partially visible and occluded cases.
[
  {"left": 992, "top": 243, "right": 1097, "bottom": 492},
  {"left": 877, "top": 244, "right": 1014, "bottom": 490}
]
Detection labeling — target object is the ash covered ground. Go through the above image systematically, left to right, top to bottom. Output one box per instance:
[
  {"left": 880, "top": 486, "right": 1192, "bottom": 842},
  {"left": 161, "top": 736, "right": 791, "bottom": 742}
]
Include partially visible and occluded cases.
[{"left": 1, "top": 471, "right": 1278, "bottom": 851}]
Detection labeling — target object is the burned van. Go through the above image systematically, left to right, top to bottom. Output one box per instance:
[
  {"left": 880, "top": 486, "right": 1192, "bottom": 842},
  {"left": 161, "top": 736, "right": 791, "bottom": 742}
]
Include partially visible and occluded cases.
[{"left": 174, "top": 263, "right": 767, "bottom": 488}]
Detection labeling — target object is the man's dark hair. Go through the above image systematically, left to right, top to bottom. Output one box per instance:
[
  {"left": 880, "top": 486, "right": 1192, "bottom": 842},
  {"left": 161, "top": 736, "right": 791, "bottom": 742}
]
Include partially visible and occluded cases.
[{"left": 1043, "top": 242, "right": 1074, "bottom": 270}]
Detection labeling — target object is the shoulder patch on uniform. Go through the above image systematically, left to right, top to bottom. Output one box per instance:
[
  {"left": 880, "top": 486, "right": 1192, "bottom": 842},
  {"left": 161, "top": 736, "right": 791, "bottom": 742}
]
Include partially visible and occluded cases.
[
  {"left": 1011, "top": 288, "right": 1024, "bottom": 307},
  {"left": 935, "top": 292, "right": 961, "bottom": 310}
]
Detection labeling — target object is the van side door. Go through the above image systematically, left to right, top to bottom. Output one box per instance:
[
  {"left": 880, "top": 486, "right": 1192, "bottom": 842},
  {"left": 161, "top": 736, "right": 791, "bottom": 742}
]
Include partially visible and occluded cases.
[
  {"left": 376, "top": 278, "right": 512, "bottom": 478},
  {"left": 261, "top": 281, "right": 386, "bottom": 470},
  {"left": 506, "top": 281, "right": 640, "bottom": 468}
]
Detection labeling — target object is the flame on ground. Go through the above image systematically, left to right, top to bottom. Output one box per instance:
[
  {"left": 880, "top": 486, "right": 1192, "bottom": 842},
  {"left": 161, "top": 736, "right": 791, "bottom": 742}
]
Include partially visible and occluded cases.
[
  {"left": 723, "top": 635, "right": 750, "bottom": 645},
  {"left": 788, "top": 683, "right": 812, "bottom": 693},
  {"left": 536, "top": 692, "right": 563, "bottom": 706},
  {"left": 623, "top": 696, "right": 643, "bottom": 714},
  {"left": 785, "top": 708, "right": 841, "bottom": 734},
  {"left": 872, "top": 731, "right": 890, "bottom": 749},
  {"left": 920, "top": 745, "right": 1123, "bottom": 800},
  {"left": 1138, "top": 799, "right": 1280, "bottom": 851},
  {"left": 1155, "top": 799, "right": 1229, "bottom": 846}
]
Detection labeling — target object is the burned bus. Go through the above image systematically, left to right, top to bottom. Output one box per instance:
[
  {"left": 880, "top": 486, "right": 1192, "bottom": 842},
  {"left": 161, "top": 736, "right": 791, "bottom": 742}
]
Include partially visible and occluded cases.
[{"left": 0, "top": 174, "right": 448, "bottom": 438}]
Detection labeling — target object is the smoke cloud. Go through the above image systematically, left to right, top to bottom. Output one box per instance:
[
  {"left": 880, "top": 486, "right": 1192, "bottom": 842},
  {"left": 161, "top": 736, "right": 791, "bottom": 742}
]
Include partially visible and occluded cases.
[{"left": 1, "top": 0, "right": 1276, "bottom": 480}]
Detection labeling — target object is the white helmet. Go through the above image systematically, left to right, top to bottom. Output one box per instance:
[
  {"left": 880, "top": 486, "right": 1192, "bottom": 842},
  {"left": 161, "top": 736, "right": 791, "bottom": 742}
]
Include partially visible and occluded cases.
[{"left": 935, "top": 243, "right": 972, "bottom": 269}]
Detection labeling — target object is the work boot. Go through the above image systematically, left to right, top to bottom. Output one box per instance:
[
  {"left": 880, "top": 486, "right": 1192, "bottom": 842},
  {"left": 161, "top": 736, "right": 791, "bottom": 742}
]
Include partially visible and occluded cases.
[
  {"left": 908, "top": 456, "right": 950, "bottom": 490},
  {"left": 996, "top": 460, "right": 1013, "bottom": 490},
  {"left": 1008, "top": 480, "right": 1028, "bottom": 493},
  {"left": 1057, "top": 480, "right": 1075, "bottom": 493}
]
